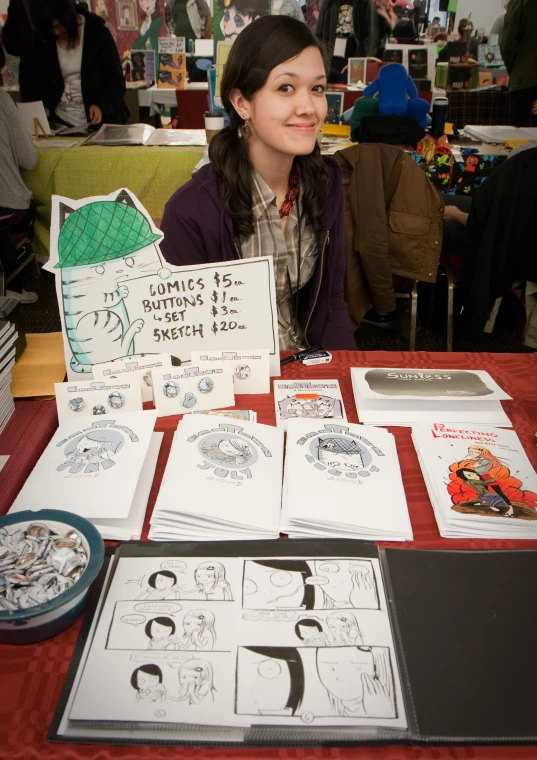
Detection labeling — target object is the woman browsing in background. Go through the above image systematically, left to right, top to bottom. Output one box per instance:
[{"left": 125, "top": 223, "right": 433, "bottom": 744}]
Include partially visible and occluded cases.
[
  {"left": 5, "top": 0, "right": 127, "bottom": 129},
  {"left": 371, "top": 0, "right": 397, "bottom": 59},
  {"left": 160, "top": 15, "right": 355, "bottom": 351},
  {"left": 0, "top": 57, "right": 39, "bottom": 305}
]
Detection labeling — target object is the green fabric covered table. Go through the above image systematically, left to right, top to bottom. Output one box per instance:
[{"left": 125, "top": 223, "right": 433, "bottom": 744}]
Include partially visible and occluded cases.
[{"left": 22, "top": 138, "right": 206, "bottom": 255}]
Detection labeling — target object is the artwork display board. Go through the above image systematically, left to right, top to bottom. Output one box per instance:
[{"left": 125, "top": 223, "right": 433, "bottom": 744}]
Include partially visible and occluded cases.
[
  {"left": 44, "top": 189, "right": 280, "bottom": 380},
  {"left": 50, "top": 540, "right": 537, "bottom": 747}
]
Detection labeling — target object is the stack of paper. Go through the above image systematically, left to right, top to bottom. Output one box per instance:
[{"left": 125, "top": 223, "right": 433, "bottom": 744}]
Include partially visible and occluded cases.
[
  {"left": 0, "top": 321, "right": 18, "bottom": 434},
  {"left": 351, "top": 368, "right": 512, "bottom": 427},
  {"left": 9, "top": 410, "right": 161, "bottom": 540},
  {"left": 149, "top": 414, "right": 284, "bottom": 540},
  {"left": 282, "top": 420, "right": 413, "bottom": 541},
  {"left": 412, "top": 423, "right": 537, "bottom": 538}
]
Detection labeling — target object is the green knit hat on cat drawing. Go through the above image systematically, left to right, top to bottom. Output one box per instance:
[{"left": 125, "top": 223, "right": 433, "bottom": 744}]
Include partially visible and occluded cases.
[{"left": 55, "top": 200, "right": 161, "bottom": 268}]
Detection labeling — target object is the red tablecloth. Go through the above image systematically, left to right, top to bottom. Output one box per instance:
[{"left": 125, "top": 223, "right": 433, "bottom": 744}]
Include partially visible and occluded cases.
[{"left": 1, "top": 350, "right": 537, "bottom": 759}]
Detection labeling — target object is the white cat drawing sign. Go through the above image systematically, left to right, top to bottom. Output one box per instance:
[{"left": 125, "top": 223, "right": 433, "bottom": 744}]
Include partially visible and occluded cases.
[{"left": 45, "top": 189, "right": 164, "bottom": 377}]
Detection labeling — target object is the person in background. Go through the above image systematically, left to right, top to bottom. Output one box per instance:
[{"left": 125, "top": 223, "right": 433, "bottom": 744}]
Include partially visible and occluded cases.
[
  {"left": 3, "top": 0, "right": 127, "bottom": 128},
  {"left": 172, "top": 0, "right": 212, "bottom": 41},
  {"left": 316, "top": 0, "right": 372, "bottom": 83},
  {"left": 370, "top": 0, "right": 397, "bottom": 59},
  {"left": 500, "top": 0, "right": 537, "bottom": 127},
  {"left": 490, "top": 1, "right": 509, "bottom": 38},
  {"left": 160, "top": 15, "right": 355, "bottom": 351},
  {"left": 437, "top": 18, "right": 468, "bottom": 62},
  {"left": 0, "top": 70, "right": 39, "bottom": 305}
]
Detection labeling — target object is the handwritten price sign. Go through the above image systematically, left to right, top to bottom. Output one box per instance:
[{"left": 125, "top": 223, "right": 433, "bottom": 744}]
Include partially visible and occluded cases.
[{"left": 123, "top": 257, "right": 280, "bottom": 375}]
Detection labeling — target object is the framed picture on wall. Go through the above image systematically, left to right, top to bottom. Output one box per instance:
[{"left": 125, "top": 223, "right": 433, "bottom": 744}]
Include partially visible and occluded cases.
[
  {"left": 116, "top": 0, "right": 138, "bottom": 30},
  {"left": 347, "top": 57, "right": 367, "bottom": 87},
  {"left": 324, "top": 92, "right": 344, "bottom": 125}
]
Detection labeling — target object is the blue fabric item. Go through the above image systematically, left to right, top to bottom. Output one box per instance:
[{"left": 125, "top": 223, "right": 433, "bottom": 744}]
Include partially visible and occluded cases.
[{"left": 364, "top": 63, "right": 431, "bottom": 128}]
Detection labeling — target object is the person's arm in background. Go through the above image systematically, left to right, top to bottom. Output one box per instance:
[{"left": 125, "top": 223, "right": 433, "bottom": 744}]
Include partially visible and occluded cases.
[
  {"left": 500, "top": 0, "right": 522, "bottom": 75},
  {"left": 4, "top": 91, "right": 38, "bottom": 171},
  {"left": 443, "top": 205, "right": 469, "bottom": 226}
]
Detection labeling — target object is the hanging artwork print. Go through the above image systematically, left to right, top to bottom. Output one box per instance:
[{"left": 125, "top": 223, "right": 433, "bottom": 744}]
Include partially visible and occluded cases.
[
  {"left": 116, "top": 0, "right": 138, "bottom": 29},
  {"left": 213, "top": 0, "right": 271, "bottom": 43},
  {"left": 45, "top": 189, "right": 280, "bottom": 379}
]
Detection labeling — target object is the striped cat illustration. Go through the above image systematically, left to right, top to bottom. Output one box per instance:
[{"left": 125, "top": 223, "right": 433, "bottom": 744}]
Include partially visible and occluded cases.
[{"left": 56, "top": 190, "right": 162, "bottom": 374}]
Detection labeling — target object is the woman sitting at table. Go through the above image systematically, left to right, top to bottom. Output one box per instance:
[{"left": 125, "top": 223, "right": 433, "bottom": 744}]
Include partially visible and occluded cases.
[
  {"left": 5, "top": 0, "right": 127, "bottom": 129},
  {"left": 160, "top": 15, "right": 355, "bottom": 351},
  {"left": 0, "top": 61, "right": 39, "bottom": 305}
]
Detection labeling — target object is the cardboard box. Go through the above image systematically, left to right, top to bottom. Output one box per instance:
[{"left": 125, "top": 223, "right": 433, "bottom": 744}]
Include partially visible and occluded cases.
[
  {"left": 445, "top": 41, "right": 468, "bottom": 65},
  {"left": 446, "top": 64, "right": 477, "bottom": 91}
]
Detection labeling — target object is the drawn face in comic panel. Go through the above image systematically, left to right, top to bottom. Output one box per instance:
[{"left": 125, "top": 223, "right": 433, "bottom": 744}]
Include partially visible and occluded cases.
[
  {"left": 198, "top": 433, "right": 258, "bottom": 468},
  {"left": 242, "top": 559, "right": 317, "bottom": 610},
  {"left": 313, "top": 560, "right": 378, "bottom": 610},
  {"left": 192, "top": 561, "right": 234, "bottom": 601},
  {"left": 137, "top": 570, "right": 180, "bottom": 600},
  {"left": 146, "top": 616, "right": 177, "bottom": 650},
  {"left": 236, "top": 647, "right": 304, "bottom": 716},
  {"left": 316, "top": 647, "right": 396, "bottom": 719},
  {"left": 175, "top": 659, "right": 216, "bottom": 705},
  {"left": 131, "top": 664, "right": 166, "bottom": 703}
]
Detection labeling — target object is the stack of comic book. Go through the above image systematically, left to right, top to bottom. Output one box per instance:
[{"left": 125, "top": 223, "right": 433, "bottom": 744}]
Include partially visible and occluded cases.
[
  {"left": 0, "top": 321, "right": 18, "bottom": 435},
  {"left": 351, "top": 368, "right": 513, "bottom": 427},
  {"left": 9, "top": 410, "right": 162, "bottom": 540},
  {"left": 149, "top": 414, "right": 284, "bottom": 541},
  {"left": 282, "top": 420, "right": 413, "bottom": 541},
  {"left": 412, "top": 423, "right": 537, "bottom": 538}
]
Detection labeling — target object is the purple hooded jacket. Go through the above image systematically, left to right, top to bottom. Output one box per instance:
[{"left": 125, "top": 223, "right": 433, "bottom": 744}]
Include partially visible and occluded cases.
[{"left": 160, "top": 157, "right": 355, "bottom": 350}]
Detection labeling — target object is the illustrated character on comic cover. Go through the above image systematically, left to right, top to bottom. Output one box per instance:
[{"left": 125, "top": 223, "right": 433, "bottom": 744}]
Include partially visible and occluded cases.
[{"left": 448, "top": 445, "right": 537, "bottom": 519}]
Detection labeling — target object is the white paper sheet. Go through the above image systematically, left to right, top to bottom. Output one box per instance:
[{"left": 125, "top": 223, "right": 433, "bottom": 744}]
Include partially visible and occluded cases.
[
  {"left": 10, "top": 410, "right": 157, "bottom": 519},
  {"left": 151, "top": 415, "right": 284, "bottom": 537},
  {"left": 283, "top": 420, "right": 412, "bottom": 540},
  {"left": 92, "top": 431, "right": 163, "bottom": 540}
]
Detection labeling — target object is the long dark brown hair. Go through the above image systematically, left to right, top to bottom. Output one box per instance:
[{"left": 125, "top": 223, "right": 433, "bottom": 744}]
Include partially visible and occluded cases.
[
  {"left": 38, "top": 0, "right": 82, "bottom": 47},
  {"left": 208, "top": 15, "right": 330, "bottom": 237}
]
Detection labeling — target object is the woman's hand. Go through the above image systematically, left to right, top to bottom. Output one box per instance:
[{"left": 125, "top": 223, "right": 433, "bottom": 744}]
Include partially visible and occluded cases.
[{"left": 89, "top": 105, "right": 102, "bottom": 125}]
